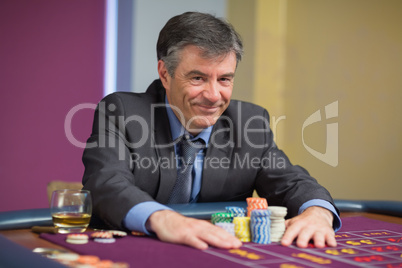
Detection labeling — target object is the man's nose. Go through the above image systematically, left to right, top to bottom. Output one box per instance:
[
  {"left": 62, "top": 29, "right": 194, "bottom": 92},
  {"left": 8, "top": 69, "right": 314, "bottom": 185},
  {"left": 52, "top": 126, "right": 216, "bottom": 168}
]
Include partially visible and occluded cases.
[{"left": 203, "top": 81, "right": 220, "bottom": 103}]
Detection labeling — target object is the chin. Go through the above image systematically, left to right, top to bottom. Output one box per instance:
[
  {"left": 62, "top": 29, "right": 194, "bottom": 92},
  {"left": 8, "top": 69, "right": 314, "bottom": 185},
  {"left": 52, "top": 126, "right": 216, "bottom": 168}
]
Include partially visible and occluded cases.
[{"left": 188, "top": 118, "right": 216, "bottom": 132}]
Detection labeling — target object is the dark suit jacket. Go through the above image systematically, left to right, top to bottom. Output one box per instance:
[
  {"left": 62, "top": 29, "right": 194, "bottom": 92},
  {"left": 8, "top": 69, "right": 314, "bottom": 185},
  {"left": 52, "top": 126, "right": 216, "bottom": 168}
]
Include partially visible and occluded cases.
[{"left": 82, "top": 79, "right": 336, "bottom": 229}]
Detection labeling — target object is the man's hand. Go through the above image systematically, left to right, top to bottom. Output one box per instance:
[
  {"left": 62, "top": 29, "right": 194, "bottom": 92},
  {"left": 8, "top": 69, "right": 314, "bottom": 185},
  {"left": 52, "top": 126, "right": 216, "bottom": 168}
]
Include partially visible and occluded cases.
[
  {"left": 281, "top": 206, "right": 337, "bottom": 248},
  {"left": 147, "top": 210, "right": 242, "bottom": 250}
]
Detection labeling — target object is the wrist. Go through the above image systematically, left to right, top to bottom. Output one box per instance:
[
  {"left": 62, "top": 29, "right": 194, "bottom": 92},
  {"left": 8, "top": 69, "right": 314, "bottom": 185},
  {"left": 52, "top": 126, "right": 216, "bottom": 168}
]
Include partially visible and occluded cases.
[
  {"left": 305, "top": 206, "right": 334, "bottom": 226},
  {"left": 146, "top": 209, "right": 174, "bottom": 233}
]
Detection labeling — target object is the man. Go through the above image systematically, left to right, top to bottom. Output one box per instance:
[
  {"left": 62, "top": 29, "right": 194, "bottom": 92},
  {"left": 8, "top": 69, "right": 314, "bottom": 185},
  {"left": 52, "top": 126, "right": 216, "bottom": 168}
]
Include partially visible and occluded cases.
[{"left": 82, "top": 12, "right": 341, "bottom": 250}]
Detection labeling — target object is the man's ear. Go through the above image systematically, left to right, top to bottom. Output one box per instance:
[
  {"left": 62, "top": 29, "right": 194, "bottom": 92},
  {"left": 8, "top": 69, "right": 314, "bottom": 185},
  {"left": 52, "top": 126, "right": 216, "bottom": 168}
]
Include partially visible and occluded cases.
[{"left": 157, "top": 60, "right": 170, "bottom": 90}]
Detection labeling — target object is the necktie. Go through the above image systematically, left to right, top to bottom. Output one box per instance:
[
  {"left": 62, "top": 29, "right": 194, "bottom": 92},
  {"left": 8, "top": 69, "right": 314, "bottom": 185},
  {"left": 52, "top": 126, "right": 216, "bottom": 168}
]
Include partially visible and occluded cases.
[{"left": 168, "top": 137, "right": 204, "bottom": 204}]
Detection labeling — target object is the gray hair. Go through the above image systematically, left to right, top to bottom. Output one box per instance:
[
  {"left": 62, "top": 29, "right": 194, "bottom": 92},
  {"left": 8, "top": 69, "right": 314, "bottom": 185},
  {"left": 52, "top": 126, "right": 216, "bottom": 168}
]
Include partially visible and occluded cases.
[{"left": 156, "top": 12, "right": 243, "bottom": 77}]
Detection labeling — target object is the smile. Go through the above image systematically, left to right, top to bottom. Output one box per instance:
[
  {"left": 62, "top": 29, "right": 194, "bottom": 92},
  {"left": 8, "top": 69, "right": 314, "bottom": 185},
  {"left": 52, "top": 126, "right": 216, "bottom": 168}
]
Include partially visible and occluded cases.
[{"left": 196, "top": 104, "right": 220, "bottom": 114}]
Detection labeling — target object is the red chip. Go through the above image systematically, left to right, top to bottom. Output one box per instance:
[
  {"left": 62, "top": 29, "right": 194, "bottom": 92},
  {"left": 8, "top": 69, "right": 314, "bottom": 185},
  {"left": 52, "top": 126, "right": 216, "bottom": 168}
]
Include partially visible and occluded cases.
[
  {"left": 91, "top": 231, "right": 113, "bottom": 239},
  {"left": 131, "top": 231, "right": 146, "bottom": 236}
]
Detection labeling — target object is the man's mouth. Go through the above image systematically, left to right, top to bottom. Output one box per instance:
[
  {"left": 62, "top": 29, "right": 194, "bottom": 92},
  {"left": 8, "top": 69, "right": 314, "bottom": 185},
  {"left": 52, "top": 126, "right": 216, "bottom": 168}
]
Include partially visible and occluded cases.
[{"left": 195, "top": 104, "right": 220, "bottom": 114}]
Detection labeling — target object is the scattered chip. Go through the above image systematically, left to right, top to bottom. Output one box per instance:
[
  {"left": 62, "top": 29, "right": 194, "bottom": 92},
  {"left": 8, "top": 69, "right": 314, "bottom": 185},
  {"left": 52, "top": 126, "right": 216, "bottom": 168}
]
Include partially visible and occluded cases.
[
  {"left": 108, "top": 230, "right": 127, "bottom": 237},
  {"left": 91, "top": 231, "right": 113, "bottom": 239},
  {"left": 131, "top": 231, "right": 146, "bottom": 236},
  {"left": 66, "top": 234, "right": 89, "bottom": 244},
  {"left": 94, "top": 238, "right": 116, "bottom": 243},
  {"left": 32, "top": 247, "right": 69, "bottom": 258},
  {"left": 53, "top": 253, "right": 80, "bottom": 262},
  {"left": 77, "top": 255, "right": 100, "bottom": 265},
  {"left": 97, "top": 260, "right": 114, "bottom": 268},
  {"left": 112, "top": 262, "right": 130, "bottom": 268}
]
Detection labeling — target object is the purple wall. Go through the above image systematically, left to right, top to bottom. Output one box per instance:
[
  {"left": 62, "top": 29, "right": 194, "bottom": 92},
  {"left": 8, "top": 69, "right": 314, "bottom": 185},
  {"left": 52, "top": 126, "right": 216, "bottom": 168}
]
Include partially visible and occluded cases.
[{"left": 0, "top": 0, "right": 105, "bottom": 211}]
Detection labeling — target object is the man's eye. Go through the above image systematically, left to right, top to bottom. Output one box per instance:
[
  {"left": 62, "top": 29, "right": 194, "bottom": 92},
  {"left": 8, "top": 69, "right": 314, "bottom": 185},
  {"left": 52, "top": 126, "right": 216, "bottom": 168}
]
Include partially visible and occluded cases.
[
  {"left": 191, "top": 77, "right": 205, "bottom": 83},
  {"left": 220, "top": 77, "right": 232, "bottom": 83}
]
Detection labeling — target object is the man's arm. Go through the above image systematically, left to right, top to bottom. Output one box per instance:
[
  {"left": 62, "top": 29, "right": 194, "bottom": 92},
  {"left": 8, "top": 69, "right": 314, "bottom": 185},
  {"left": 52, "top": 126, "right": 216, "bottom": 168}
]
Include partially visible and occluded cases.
[
  {"left": 82, "top": 93, "right": 157, "bottom": 229},
  {"left": 253, "top": 109, "right": 340, "bottom": 248},
  {"left": 281, "top": 206, "right": 337, "bottom": 248}
]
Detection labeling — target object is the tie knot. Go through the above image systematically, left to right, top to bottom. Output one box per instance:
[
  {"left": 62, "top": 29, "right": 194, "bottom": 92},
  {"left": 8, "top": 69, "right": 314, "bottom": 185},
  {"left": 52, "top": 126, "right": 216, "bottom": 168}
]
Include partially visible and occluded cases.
[{"left": 180, "top": 138, "right": 204, "bottom": 165}]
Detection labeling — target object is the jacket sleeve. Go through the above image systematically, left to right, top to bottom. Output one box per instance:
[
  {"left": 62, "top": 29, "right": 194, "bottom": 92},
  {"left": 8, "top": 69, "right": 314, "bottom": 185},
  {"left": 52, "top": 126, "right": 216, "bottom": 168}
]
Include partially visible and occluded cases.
[
  {"left": 82, "top": 93, "right": 155, "bottom": 229},
  {"left": 254, "top": 109, "right": 338, "bottom": 218}
]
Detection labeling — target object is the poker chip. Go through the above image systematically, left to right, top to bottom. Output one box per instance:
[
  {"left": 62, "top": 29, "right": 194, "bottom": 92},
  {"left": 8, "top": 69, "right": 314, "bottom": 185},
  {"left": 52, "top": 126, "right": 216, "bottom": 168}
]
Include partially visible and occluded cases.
[
  {"left": 246, "top": 197, "right": 268, "bottom": 217},
  {"left": 246, "top": 197, "right": 268, "bottom": 206},
  {"left": 225, "top": 206, "right": 246, "bottom": 218},
  {"left": 267, "top": 206, "right": 287, "bottom": 242},
  {"left": 267, "top": 206, "right": 288, "bottom": 217},
  {"left": 250, "top": 209, "right": 271, "bottom": 244},
  {"left": 211, "top": 212, "right": 233, "bottom": 224},
  {"left": 233, "top": 217, "right": 251, "bottom": 242},
  {"left": 215, "top": 222, "right": 235, "bottom": 236},
  {"left": 108, "top": 230, "right": 127, "bottom": 237},
  {"left": 91, "top": 231, "right": 113, "bottom": 239},
  {"left": 131, "top": 231, "right": 146, "bottom": 236},
  {"left": 66, "top": 234, "right": 89, "bottom": 244},
  {"left": 94, "top": 238, "right": 116, "bottom": 243},
  {"left": 32, "top": 248, "right": 70, "bottom": 258},
  {"left": 53, "top": 253, "right": 80, "bottom": 262},
  {"left": 77, "top": 255, "right": 100, "bottom": 265},
  {"left": 97, "top": 260, "right": 114, "bottom": 267},
  {"left": 112, "top": 262, "right": 130, "bottom": 268}
]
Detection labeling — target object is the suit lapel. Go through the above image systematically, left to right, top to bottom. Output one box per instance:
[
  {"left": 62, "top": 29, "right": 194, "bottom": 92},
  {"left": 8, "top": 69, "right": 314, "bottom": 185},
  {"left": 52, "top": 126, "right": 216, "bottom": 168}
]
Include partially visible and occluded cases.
[
  {"left": 152, "top": 96, "right": 178, "bottom": 203},
  {"left": 199, "top": 117, "right": 234, "bottom": 201}
]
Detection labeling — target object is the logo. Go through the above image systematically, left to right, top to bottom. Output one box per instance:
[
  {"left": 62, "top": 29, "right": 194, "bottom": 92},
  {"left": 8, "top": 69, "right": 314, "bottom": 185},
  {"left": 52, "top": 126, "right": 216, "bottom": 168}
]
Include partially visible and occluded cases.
[{"left": 302, "top": 101, "right": 339, "bottom": 167}]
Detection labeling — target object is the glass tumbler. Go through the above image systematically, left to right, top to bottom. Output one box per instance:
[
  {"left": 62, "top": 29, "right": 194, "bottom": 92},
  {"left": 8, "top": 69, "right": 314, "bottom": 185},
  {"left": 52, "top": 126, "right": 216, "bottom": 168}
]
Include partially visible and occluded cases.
[{"left": 50, "top": 189, "right": 92, "bottom": 233}]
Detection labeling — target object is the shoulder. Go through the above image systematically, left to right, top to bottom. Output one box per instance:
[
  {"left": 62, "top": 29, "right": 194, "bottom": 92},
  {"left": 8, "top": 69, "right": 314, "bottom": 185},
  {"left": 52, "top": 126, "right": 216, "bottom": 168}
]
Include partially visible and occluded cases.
[
  {"left": 100, "top": 80, "right": 165, "bottom": 111},
  {"left": 224, "top": 99, "right": 269, "bottom": 120}
]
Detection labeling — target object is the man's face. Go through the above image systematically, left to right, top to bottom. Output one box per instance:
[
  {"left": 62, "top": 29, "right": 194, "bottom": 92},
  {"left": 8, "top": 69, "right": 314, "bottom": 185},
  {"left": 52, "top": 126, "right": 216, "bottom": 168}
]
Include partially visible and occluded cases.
[{"left": 159, "top": 45, "right": 237, "bottom": 135}]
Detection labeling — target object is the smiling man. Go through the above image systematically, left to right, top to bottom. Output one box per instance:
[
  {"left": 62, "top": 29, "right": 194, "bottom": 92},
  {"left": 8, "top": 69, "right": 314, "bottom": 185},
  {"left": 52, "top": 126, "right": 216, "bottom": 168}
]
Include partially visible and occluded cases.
[
  {"left": 82, "top": 12, "right": 341, "bottom": 250},
  {"left": 161, "top": 45, "right": 235, "bottom": 133}
]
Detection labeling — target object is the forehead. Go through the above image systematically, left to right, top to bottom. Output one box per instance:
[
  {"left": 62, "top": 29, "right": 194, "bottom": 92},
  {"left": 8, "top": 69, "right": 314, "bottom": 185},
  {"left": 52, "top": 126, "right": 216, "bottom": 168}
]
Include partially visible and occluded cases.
[{"left": 177, "top": 45, "right": 237, "bottom": 72}]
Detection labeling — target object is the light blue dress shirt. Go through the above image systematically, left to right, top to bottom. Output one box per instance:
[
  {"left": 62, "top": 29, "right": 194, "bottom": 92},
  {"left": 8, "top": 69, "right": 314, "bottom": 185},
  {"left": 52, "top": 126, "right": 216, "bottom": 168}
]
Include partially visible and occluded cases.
[{"left": 123, "top": 98, "right": 341, "bottom": 234}]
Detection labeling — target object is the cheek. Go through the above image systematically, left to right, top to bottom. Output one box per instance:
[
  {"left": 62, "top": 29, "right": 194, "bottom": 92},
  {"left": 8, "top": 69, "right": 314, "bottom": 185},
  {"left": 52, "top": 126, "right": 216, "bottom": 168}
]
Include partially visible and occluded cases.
[
  {"left": 185, "top": 87, "right": 203, "bottom": 102},
  {"left": 221, "top": 87, "right": 233, "bottom": 102}
]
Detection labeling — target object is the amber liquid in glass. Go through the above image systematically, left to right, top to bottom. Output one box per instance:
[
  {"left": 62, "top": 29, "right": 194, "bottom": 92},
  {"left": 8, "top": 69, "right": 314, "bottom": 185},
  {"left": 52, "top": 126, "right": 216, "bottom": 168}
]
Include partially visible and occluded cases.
[{"left": 52, "top": 212, "right": 91, "bottom": 233}]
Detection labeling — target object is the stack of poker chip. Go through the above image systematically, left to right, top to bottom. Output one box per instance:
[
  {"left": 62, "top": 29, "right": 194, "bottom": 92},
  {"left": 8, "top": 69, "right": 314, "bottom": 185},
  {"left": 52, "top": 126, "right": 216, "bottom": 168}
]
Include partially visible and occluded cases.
[
  {"left": 246, "top": 197, "right": 268, "bottom": 217},
  {"left": 225, "top": 206, "right": 246, "bottom": 219},
  {"left": 267, "top": 206, "right": 287, "bottom": 242},
  {"left": 250, "top": 209, "right": 271, "bottom": 244},
  {"left": 211, "top": 212, "right": 232, "bottom": 224},
  {"left": 212, "top": 212, "right": 236, "bottom": 236},
  {"left": 233, "top": 217, "right": 251, "bottom": 242},
  {"left": 215, "top": 222, "right": 235, "bottom": 236},
  {"left": 91, "top": 231, "right": 116, "bottom": 243},
  {"left": 66, "top": 234, "right": 89, "bottom": 244}
]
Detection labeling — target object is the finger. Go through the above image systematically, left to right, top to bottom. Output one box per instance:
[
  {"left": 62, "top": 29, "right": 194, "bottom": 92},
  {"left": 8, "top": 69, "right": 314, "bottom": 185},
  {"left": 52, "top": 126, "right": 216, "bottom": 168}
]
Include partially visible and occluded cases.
[
  {"left": 281, "top": 221, "right": 300, "bottom": 246},
  {"left": 200, "top": 225, "right": 242, "bottom": 249},
  {"left": 295, "top": 226, "right": 315, "bottom": 248},
  {"left": 312, "top": 231, "right": 326, "bottom": 248},
  {"left": 325, "top": 231, "right": 337, "bottom": 247},
  {"left": 183, "top": 234, "right": 210, "bottom": 250}
]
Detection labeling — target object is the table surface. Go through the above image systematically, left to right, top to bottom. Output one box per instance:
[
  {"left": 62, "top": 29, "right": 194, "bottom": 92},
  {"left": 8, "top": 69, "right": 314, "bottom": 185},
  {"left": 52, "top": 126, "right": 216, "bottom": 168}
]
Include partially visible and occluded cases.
[{"left": 1, "top": 212, "right": 401, "bottom": 252}]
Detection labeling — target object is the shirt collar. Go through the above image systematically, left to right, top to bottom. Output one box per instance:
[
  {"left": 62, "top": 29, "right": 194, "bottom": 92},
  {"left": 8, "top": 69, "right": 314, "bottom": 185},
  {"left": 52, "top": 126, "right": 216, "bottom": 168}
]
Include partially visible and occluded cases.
[{"left": 165, "top": 96, "right": 212, "bottom": 146}]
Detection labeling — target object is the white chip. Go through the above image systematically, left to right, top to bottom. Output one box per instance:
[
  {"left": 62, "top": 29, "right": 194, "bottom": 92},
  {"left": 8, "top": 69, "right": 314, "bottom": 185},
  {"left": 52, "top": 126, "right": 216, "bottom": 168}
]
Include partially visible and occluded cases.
[
  {"left": 66, "top": 238, "right": 89, "bottom": 244},
  {"left": 94, "top": 238, "right": 116, "bottom": 243},
  {"left": 54, "top": 253, "right": 80, "bottom": 261}
]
